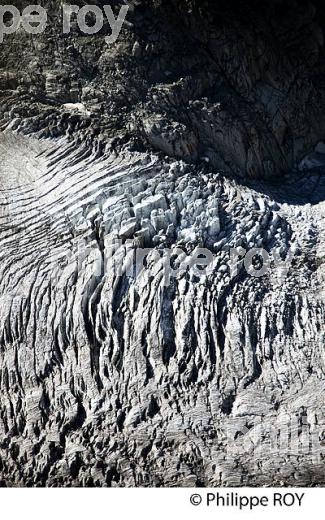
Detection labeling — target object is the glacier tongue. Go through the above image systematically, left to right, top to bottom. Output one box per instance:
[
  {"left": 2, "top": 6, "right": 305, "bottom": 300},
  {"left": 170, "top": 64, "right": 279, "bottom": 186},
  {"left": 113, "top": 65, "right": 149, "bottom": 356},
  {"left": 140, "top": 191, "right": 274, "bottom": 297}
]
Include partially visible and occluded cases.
[{"left": 0, "top": 131, "right": 324, "bottom": 486}]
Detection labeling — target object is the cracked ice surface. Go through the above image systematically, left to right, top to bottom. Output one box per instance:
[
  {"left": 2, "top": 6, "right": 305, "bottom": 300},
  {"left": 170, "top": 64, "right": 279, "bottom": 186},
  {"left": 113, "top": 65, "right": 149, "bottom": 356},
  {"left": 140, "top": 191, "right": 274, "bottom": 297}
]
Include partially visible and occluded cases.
[{"left": 0, "top": 131, "right": 324, "bottom": 486}]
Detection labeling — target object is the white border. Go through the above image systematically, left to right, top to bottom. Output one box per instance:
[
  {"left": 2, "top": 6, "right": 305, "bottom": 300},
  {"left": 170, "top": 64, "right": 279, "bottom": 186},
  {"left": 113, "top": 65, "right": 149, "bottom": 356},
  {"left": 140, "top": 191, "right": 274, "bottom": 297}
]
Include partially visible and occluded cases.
[{"left": 0, "top": 487, "right": 323, "bottom": 520}]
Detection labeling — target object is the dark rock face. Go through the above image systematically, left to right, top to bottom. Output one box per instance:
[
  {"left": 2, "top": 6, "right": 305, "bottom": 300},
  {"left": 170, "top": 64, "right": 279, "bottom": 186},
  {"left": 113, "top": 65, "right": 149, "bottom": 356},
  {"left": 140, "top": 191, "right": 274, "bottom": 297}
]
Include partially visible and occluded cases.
[
  {"left": 2, "top": 0, "right": 325, "bottom": 176},
  {"left": 0, "top": 1, "right": 324, "bottom": 486}
]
